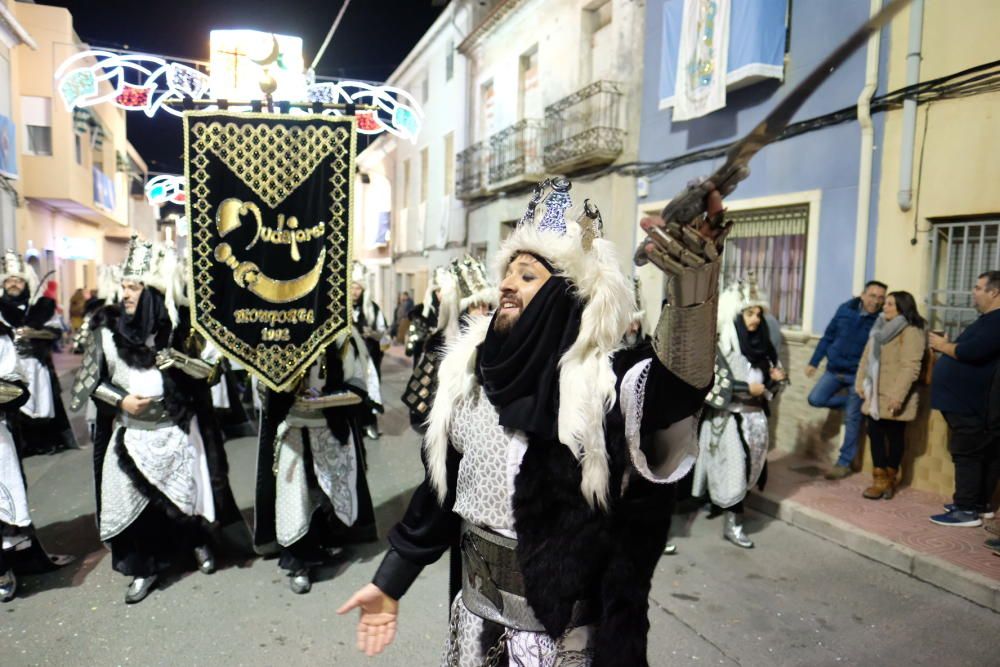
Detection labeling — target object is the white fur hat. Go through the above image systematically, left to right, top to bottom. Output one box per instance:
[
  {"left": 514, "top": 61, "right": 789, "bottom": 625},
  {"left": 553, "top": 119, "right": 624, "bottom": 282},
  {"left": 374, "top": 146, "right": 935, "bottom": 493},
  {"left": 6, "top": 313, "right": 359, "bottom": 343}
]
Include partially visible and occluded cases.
[
  {"left": 0, "top": 249, "right": 40, "bottom": 302},
  {"left": 717, "top": 274, "right": 770, "bottom": 355}
]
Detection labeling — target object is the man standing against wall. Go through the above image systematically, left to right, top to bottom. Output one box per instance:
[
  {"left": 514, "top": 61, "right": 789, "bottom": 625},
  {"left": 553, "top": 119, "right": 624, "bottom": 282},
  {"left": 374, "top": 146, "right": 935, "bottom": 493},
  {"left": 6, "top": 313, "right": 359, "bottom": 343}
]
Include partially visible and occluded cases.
[
  {"left": 928, "top": 271, "right": 1000, "bottom": 527},
  {"left": 806, "top": 281, "right": 887, "bottom": 479}
]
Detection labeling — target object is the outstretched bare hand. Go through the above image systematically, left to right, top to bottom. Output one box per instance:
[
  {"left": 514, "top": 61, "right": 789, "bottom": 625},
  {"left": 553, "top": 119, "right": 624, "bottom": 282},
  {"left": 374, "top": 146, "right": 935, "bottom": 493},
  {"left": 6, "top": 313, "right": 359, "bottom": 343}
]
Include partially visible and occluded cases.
[{"left": 337, "top": 583, "right": 400, "bottom": 657}]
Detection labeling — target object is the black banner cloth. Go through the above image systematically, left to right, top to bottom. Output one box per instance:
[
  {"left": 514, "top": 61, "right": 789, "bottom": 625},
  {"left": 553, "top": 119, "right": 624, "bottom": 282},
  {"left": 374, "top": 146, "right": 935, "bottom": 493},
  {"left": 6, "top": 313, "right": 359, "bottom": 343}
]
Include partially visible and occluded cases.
[{"left": 183, "top": 111, "right": 355, "bottom": 392}]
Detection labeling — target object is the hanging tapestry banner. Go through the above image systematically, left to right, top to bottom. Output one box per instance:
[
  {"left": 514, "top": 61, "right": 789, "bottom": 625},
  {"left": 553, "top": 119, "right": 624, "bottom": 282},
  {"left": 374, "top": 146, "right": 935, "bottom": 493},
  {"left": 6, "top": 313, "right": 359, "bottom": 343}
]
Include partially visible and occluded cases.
[
  {"left": 672, "top": 0, "right": 731, "bottom": 121},
  {"left": 183, "top": 111, "right": 355, "bottom": 392}
]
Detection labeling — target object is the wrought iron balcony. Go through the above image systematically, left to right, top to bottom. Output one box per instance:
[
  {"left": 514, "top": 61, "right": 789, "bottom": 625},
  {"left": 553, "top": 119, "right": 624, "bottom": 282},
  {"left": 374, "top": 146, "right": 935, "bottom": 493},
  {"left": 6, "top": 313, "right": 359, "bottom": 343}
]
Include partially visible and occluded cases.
[
  {"left": 543, "top": 80, "right": 624, "bottom": 173},
  {"left": 488, "top": 118, "right": 545, "bottom": 187},
  {"left": 455, "top": 142, "right": 487, "bottom": 200}
]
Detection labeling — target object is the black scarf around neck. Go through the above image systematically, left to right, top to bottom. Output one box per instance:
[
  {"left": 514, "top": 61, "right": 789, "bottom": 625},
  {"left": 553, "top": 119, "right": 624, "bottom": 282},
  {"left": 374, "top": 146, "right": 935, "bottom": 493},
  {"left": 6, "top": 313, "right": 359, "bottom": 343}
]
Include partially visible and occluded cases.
[
  {"left": 475, "top": 276, "right": 582, "bottom": 440},
  {"left": 114, "top": 287, "right": 171, "bottom": 367},
  {"left": 0, "top": 290, "right": 30, "bottom": 327},
  {"left": 735, "top": 313, "right": 777, "bottom": 374}
]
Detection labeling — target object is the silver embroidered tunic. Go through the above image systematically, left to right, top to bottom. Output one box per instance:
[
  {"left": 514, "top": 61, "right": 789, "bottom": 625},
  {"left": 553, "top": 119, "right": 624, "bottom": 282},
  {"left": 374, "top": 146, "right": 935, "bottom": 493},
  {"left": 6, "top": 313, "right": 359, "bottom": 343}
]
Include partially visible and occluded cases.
[
  {"left": 96, "top": 328, "right": 215, "bottom": 541},
  {"left": 271, "top": 334, "right": 370, "bottom": 547},
  {"left": 692, "top": 348, "right": 770, "bottom": 508}
]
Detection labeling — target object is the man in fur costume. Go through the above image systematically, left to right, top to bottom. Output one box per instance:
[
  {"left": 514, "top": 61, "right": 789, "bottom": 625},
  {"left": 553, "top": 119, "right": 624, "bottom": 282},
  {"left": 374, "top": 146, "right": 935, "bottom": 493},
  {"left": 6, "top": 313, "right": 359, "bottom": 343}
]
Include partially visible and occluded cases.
[
  {"left": 340, "top": 177, "right": 726, "bottom": 666},
  {"left": 70, "top": 238, "right": 231, "bottom": 604},
  {"left": 0, "top": 250, "right": 78, "bottom": 455},
  {"left": 693, "top": 279, "right": 785, "bottom": 549},
  {"left": 0, "top": 326, "right": 74, "bottom": 602},
  {"left": 253, "top": 329, "right": 379, "bottom": 594}
]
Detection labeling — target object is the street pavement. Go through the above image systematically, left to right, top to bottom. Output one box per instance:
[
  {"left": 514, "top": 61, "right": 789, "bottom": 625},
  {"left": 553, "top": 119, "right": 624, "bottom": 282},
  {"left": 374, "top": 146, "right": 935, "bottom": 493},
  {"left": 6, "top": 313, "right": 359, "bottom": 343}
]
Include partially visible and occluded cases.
[{"left": 3, "top": 350, "right": 997, "bottom": 666}]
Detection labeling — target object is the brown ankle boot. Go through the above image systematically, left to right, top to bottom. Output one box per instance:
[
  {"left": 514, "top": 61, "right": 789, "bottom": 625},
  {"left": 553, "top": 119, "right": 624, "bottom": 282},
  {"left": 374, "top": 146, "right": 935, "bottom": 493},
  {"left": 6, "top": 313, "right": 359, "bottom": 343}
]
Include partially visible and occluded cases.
[
  {"left": 883, "top": 467, "right": 899, "bottom": 499},
  {"left": 863, "top": 468, "right": 889, "bottom": 499}
]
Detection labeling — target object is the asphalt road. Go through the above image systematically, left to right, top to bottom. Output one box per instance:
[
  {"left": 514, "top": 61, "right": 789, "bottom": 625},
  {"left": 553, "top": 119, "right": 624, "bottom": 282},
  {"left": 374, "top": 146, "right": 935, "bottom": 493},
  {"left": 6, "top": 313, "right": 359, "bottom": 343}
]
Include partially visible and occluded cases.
[{"left": 4, "top": 351, "right": 997, "bottom": 666}]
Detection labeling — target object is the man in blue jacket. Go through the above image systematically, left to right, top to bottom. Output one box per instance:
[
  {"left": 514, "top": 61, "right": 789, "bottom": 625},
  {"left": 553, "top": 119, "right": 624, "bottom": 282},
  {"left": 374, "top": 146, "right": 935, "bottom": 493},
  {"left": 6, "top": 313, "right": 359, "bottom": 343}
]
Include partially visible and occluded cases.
[
  {"left": 928, "top": 271, "right": 1000, "bottom": 529},
  {"left": 806, "top": 281, "right": 887, "bottom": 479}
]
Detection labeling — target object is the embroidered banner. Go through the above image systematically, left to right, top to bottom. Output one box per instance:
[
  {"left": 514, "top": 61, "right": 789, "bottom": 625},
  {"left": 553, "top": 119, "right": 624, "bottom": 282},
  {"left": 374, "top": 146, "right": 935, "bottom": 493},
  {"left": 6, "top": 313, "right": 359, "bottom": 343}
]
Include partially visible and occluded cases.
[
  {"left": 659, "top": 0, "right": 786, "bottom": 113},
  {"left": 672, "top": 0, "right": 731, "bottom": 121},
  {"left": 183, "top": 111, "right": 355, "bottom": 392}
]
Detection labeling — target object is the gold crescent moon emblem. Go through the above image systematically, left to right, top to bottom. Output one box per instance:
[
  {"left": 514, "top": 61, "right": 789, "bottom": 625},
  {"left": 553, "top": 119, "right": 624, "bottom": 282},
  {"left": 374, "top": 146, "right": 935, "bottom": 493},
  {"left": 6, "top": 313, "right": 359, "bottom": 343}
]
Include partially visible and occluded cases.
[
  {"left": 251, "top": 34, "right": 280, "bottom": 66},
  {"left": 213, "top": 198, "right": 323, "bottom": 304}
]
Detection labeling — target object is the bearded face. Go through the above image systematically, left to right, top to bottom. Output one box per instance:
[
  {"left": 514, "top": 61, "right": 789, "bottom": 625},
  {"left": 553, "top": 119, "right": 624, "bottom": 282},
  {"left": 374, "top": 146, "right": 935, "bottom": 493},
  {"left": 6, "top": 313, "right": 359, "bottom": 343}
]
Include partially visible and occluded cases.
[
  {"left": 494, "top": 253, "right": 551, "bottom": 334},
  {"left": 3, "top": 277, "right": 26, "bottom": 298},
  {"left": 121, "top": 280, "right": 144, "bottom": 315},
  {"left": 350, "top": 281, "right": 364, "bottom": 305}
]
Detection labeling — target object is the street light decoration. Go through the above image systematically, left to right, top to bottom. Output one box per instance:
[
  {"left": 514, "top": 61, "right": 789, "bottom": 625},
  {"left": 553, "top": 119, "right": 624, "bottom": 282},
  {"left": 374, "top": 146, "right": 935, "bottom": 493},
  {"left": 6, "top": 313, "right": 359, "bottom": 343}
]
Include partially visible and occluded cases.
[
  {"left": 53, "top": 29, "right": 423, "bottom": 142},
  {"left": 55, "top": 50, "right": 210, "bottom": 118},
  {"left": 145, "top": 174, "right": 186, "bottom": 206}
]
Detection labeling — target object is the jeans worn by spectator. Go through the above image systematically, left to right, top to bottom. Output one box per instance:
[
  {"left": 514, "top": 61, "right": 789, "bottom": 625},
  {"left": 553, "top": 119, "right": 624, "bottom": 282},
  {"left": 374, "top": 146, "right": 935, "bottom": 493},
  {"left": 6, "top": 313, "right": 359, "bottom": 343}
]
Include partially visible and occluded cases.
[{"left": 808, "top": 370, "right": 864, "bottom": 467}]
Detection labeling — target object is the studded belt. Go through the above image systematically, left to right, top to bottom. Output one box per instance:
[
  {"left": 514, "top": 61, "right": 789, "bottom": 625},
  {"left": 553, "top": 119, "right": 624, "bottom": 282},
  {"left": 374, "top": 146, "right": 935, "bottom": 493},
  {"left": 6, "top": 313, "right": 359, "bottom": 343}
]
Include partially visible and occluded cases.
[{"left": 459, "top": 522, "right": 598, "bottom": 633}]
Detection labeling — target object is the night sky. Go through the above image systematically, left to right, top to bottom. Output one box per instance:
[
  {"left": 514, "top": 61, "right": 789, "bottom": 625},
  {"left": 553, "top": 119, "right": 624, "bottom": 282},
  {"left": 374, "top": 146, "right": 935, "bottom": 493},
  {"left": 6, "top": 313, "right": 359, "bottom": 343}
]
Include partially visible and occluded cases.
[{"left": 39, "top": 0, "right": 447, "bottom": 173}]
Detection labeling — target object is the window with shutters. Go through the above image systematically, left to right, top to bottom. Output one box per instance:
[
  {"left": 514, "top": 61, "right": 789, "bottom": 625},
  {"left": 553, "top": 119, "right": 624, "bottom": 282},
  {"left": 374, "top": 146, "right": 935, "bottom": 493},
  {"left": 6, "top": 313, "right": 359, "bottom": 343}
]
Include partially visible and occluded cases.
[{"left": 928, "top": 219, "right": 1000, "bottom": 338}]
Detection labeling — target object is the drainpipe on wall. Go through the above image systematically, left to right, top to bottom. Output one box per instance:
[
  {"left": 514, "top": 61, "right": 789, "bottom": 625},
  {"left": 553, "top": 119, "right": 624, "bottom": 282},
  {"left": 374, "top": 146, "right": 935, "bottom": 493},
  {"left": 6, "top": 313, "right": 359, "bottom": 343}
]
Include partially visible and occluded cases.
[
  {"left": 852, "top": 0, "right": 884, "bottom": 294},
  {"left": 897, "top": 0, "right": 924, "bottom": 211}
]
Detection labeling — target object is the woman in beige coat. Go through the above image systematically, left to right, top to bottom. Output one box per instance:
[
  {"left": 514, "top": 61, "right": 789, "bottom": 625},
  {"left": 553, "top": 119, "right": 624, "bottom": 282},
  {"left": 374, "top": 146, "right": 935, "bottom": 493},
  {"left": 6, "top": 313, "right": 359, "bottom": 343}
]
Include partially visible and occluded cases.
[{"left": 855, "top": 291, "right": 927, "bottom": 499}]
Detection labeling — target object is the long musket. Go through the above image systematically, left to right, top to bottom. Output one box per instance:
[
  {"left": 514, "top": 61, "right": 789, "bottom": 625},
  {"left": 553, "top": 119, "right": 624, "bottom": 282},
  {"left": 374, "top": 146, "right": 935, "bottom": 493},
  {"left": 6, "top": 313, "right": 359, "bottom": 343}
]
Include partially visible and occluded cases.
[{"left": 635, "top": 0, "right": 913, "bottom": 264}]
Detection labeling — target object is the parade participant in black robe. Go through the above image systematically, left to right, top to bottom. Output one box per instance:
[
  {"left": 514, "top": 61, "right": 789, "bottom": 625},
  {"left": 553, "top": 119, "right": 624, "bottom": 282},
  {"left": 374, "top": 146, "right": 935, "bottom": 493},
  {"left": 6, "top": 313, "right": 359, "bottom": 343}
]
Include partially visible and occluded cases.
[
  {"left": 70, "top": 238, "right": 238, "bottom": 603},
  {"left": 0, "top": 250, "right": 77, "bottom": 455},
  {"left": 350, "top": 274, "right": 387, "bottom": 440},
  {"left": 0, "top": 323, "right": 74, "bottom": 602},
  {"left": 253, "top": 329, "right": 378, "bottom": 594}
]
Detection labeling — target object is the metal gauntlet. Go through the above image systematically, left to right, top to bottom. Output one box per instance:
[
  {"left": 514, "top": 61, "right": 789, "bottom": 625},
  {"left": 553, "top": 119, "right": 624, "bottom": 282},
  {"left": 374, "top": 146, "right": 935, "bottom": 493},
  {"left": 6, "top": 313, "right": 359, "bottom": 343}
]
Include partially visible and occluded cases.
[
  {"left": 652, "top": 257, "right": 722, "bottom": 388},
  {"left": 156, "top": 349, "right": 215, "bottom": 380},
  {"left": 93, "top": 382, "right": 127, "bottom": 408}
]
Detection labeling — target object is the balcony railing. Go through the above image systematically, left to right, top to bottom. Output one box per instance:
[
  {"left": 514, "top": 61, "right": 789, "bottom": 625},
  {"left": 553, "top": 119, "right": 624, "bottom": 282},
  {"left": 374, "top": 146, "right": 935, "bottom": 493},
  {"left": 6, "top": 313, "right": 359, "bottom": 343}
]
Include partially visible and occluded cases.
[
  {"left": 543, "top": 80, "right": 624, "bottom": 173},
  {"left": 488, "top": 118, "right": 545, "bottom": 187},
  {"left": 455, "top": 141, "right": 486, "bottom": 200}
]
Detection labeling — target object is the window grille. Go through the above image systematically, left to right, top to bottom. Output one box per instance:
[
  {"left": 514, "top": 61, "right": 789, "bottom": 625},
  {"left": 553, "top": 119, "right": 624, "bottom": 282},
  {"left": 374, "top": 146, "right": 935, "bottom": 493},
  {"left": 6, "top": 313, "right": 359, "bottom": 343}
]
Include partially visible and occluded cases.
[
  {"left": 722, "top": 203, "right": 809, "bottom": 327},
  {"left": 928, "top": 219, "right": 1000, "bottom": 338}
]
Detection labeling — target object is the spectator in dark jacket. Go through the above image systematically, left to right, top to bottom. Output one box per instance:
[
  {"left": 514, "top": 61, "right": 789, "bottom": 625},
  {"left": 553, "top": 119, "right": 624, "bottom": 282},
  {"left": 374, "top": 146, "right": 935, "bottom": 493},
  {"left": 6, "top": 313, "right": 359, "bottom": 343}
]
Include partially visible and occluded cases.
[
  {"left": 928, "top": 271, "right": 1000, "bottom": 529},
  {"left": 806, "top": 281, "right": 887, "bottom": 479}
]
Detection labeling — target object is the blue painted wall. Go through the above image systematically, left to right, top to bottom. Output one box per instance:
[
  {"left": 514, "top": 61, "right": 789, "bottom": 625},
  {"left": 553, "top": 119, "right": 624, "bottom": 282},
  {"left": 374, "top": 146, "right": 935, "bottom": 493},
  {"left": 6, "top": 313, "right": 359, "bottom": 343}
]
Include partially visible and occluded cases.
[{"left": 639, "top": 0, "right": 892, "bottom": 333}]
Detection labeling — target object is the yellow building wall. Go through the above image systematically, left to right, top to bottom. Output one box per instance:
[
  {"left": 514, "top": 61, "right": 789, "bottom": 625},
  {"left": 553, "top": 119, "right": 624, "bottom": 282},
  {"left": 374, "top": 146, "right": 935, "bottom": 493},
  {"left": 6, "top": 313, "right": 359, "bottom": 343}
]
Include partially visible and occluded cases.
[
  {"left": 869, "top": 0, "right": 1000, "bottom": 496},
  {"left": 12, "top": 1, "right": 129, "bottom": 227},
  {"left": 10, "top": 2, "right": 132, "bottom": 307}
]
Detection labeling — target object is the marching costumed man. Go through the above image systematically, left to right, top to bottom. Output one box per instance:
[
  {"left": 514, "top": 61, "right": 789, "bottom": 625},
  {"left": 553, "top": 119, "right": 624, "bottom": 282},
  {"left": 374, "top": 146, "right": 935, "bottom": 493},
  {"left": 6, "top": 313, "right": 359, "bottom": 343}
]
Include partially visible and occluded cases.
[
  {"left": 340, "top": 177, "right": 726, "bottom": 666},
  {"left": 70, "top": 238, "right": 229, "bottom": 603},
  {"left": 0, "top": 250, "right": 78, "bottom": 455},
  {"left": 160, "top": 254, "right": 251, "bottom": 552},
  {"left": 403, "top": 257, "right": 497, "bottom": 431},
  {"left": 350, "top": 263, "right": 388, "bottom": 440},
  {"left": 406, "top": 268, "right": 444, "bottom": 369},
  {"left": 693, "top": 279, "right": 785, "bottom": 549},
  {"left": 0, "top": 324, "right": 74, "bottom": 602},
  {"left": 253, "top": 329, "right": 379, "bottom": 594}
]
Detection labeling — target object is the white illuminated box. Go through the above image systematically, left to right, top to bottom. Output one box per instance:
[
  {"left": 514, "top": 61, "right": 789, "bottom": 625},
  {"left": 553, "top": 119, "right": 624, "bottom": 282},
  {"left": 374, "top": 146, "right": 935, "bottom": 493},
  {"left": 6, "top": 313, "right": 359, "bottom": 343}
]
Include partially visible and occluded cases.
[{"left": 209, "top": 30, "right": 307, "bottom": 101}]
